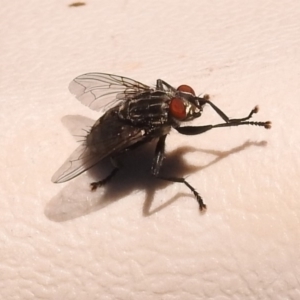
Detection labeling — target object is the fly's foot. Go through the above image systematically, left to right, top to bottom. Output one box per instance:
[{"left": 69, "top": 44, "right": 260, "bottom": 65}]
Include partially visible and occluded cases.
[
  {"left": 203, "top": 94, "right": 210, "bottom": 101},
  {"left": 264, "top": 121, "right": 272, "bottom": 129},
  {"left": 90, "top": 168, "right": 119, "bottom": 191},
  {"left": 184, "top": 180, "right": 207, "bottom": 211},
  {"left": 90, "top": 181, "right": 104, "bottom": 191},
  {"left": 195, "top": 193, "right": 207, "bottom": 211}
]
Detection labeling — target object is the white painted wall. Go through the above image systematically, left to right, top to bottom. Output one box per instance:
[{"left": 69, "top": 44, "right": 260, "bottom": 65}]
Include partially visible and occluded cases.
[{"left": 1, "top": 1, "right": 299, "bottom": 299}]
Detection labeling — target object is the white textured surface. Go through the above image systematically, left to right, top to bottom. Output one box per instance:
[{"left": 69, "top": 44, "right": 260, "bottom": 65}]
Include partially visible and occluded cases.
[{"left": 0, "top": 0, "right": 299, "bottom": 299}]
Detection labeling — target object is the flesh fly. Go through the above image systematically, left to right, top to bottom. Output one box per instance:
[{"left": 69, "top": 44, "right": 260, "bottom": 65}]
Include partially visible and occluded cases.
[{"left": 52, "top": 73, "right": 271, "bottom": 210}]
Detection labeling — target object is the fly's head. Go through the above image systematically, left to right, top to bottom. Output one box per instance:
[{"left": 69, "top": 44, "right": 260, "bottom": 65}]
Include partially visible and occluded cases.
[{"left": 168, "top": 84, "right": 206, "bottom": 123}]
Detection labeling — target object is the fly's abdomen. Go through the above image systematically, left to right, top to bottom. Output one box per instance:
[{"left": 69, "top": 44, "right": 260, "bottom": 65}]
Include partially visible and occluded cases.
[{"left": 118, "top": 91, "right": 170, "bottom": 126}]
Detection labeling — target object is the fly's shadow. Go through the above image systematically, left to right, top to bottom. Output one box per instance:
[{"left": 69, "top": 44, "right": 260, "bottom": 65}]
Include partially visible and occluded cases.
[{"left": 46, "top": 115, "right": 268, "bottom": 221}]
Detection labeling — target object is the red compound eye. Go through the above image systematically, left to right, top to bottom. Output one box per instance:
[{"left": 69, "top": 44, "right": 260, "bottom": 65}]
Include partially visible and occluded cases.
[
  {"left": 177, "top": 85, "right": 195, "bottom": 95},
  {"left": 169, "top": 97, "right": 186, "bottom": 120}
]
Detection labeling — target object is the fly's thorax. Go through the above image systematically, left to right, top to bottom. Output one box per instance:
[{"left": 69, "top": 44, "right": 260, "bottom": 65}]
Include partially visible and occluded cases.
[{"left": 118, "top": 91, "right": 170, "bottom": 126}]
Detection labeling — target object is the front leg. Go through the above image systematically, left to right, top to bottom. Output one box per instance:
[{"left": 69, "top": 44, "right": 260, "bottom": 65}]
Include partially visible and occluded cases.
[
  {"left": 156, "top": 79, "right": 177, "bottom": 93},
  {"left": 202, "top": 99, "right": 261, "bottom": 124},
  {"left": 176, "top": 106, "right": 271, "bottom": 136},
  {"left": 176, "top": 119, "right": 271, "bottom": 136},
  {"left": 151, "top": 135, "right": 207, "bottom": 211}
]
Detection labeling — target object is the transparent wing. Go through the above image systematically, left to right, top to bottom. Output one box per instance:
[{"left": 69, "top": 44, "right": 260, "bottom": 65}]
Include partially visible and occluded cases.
[
  {"left": 69, "top": 72, "right": 152, "bottom": 112},
  {"left": 51, "top": 120, "right": 146, "bottom": 183},
  {"left": 52, "top": 144, "right": 96, "bottom": 183}
]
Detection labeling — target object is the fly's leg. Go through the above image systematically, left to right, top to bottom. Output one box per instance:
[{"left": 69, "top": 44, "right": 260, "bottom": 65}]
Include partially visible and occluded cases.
[
  {"left": 156, "top": 79, "right": 177, "bottom": 93},
  {"left": 156, "top": 79, "right": 164, "bottom": 90},
  {"left": 202, "top": 96, "right": 262, "bottom": 124},
  {"left": 176, "top": 105, "right": 271, "bottom": 136},
  {"left": 228, "top": 106, "right": 259, "bottom": 123},
  {"left": 176, "top": 119, "right": 271, "bottom": 136},
  {"left": 151, "top": 135, "right": 207, "bottom": 211},
  {"left": 90, "top": 158, "right": 120, "bottom": 191},
  {"left": 90, "top": 168, "right": 119, "bottom": 191},
  {"left": 156, "top": 175, "right": 207, "bottom": 211}
]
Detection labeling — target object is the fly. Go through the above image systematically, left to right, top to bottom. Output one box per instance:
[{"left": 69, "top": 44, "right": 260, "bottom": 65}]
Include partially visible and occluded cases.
[{"left": 52, "top": 73, "right": 271, "bottom": 210}]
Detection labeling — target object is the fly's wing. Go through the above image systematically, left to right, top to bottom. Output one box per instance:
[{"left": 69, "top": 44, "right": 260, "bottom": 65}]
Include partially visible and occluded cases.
[
  {"left": 69, "top": 73, "right": 152, "bottom": 112},
  {"left": 51, "top": 118, "right": 146, "bottom": 183},
  {"left": 52, "top": 144, "right": 94, "bottom": 183}
]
